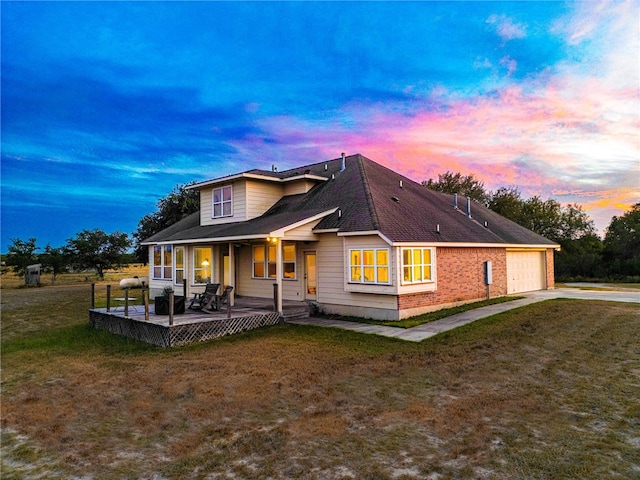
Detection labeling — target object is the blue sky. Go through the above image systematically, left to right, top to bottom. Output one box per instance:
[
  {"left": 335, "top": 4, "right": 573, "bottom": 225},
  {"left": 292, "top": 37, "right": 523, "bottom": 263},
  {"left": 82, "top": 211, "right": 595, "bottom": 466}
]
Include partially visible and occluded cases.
[{"left": 2, "top": 1, "right": 638, "bottom": 252}]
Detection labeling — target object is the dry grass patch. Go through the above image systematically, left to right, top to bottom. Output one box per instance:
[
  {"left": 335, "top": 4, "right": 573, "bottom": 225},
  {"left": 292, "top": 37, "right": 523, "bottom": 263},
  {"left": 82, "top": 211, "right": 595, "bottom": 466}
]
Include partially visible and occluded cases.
[{"left": 2, "top": 284, "right": 639, "bottom": 479}]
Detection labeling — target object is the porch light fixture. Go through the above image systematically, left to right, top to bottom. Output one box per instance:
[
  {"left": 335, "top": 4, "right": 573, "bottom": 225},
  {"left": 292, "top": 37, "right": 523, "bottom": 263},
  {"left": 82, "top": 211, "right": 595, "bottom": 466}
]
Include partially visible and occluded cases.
[{"left": 267, "top": 237, "right": 278, "bottom": 243}]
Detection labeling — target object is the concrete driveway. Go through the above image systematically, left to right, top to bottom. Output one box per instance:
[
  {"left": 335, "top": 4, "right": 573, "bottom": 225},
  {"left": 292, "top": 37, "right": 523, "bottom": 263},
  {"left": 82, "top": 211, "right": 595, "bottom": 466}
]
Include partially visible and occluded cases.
[{"left": 289, "top": 288, "right": 639, "bottom": 342}]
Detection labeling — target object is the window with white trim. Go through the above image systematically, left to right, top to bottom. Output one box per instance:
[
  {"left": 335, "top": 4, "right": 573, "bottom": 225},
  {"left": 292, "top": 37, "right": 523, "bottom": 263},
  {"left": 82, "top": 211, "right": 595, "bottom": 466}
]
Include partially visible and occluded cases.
[
  {"left": 212, "top": 185, "right": 232, "bottom": 218},
  {"left": 252, "top": 243, "right": 296, "bottom": 279},
  {"left": 283, "top": 244, "right": 296, "bottom": 279},
  {"left": 153, "top": 245, "right": 172, "bottom": 280},
  {"left": 175, "top": 246, "right": 184, "bottom": 285},
  {"left": 193, "top": 247, "right": 212, "bottom": 284},
  {"left": 349, "top": 248, "right": 390, "bottom": 284},
  {"left": 401, "top": 248, "right": 434, "bottom": 284}
]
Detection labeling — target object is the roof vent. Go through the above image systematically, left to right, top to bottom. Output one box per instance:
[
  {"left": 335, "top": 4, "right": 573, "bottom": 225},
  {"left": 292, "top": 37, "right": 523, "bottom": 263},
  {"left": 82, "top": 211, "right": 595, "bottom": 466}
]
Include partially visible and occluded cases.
[
  {"left": 340, "top": 152, "right": 346, "bottom": 172},
  {"left": 324, "top": 163, "right": 328, "bottom": 171},
  {"left": 271, "top": 164, "right": 278, "bottom": 172},
  {"left": 331, "top": 174, "right": 335, "bottom": 180},
  {"left": 399, "top": 180, "right": 403, "bottom": 188},
  {"left": 453, "top": 193, "right": 458, "bottom": 209},
  {"left": 392, "top": 196, "right": 400, "bottom": 203},
  {"left": 466, "top": 197, "right": 472, "bottom": 218},
  {"left": 338, "top": 209, "right": 342, "bottom": 218},
  {"left": 484, "top": 221, "right": 488, "bottom": 228},
  {"left": 436, "top": 224, "right": 440, "bottom": 234}
]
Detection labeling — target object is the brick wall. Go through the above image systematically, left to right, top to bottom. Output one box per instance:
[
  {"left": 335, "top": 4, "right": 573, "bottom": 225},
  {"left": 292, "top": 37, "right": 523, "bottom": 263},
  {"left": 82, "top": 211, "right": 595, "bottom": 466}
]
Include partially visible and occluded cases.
[
  {"left": 397, "top": 247, "right": 508, "bottom": 312},
  {"left": 546, "top": 248, "right": 555, "bottom": 289}
]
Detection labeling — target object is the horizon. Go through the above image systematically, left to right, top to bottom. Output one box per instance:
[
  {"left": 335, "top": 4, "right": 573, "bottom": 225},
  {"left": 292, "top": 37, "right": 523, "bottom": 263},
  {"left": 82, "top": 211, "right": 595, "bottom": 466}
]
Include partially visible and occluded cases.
[{"left": 2, "top": 1, "right": 638, "bottom": 251}]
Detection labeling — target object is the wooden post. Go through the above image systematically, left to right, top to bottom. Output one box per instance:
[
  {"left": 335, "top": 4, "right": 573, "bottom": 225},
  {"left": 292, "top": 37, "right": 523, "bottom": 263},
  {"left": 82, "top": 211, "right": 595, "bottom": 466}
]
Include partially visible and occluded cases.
[
  {"left": 91, "top": 283, "right": 95, "bottom": 309},
  {"left": 273, "top": 283, "right": 278, "bottom": 312},
  {"left": 106, "top": 285, "right": 111, "bottom": 312},
  {"left": 124, "top": 287, "right": 130, "bottom": 317},
  {"left": 143, "top": 287, "right": 149, "bottom": 321},
  {"left": 169, "top": 292, "right": 174, "bottom": 326}
]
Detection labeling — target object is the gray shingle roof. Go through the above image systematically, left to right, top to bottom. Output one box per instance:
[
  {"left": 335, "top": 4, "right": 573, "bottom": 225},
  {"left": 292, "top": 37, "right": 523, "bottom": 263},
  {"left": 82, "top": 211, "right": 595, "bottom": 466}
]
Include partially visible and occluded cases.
[{"left": 145, "top": 154, "right": 557, "bottom": 247}]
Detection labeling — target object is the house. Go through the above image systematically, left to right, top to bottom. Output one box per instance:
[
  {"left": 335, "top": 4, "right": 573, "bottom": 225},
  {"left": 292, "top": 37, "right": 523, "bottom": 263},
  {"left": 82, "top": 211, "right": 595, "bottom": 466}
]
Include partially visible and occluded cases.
[{"left": 143, "top": 154, "right": 559, "bottom": 321}]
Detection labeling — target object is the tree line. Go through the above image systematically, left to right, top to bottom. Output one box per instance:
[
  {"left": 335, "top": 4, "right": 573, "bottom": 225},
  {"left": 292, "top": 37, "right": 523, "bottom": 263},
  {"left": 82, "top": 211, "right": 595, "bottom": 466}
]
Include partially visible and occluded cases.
[
  {"left": 424, "top": 172, "right": 639, "bottom": 280},
  {"left": 5, "top": 174, "right": 638, "bottom": 282}
]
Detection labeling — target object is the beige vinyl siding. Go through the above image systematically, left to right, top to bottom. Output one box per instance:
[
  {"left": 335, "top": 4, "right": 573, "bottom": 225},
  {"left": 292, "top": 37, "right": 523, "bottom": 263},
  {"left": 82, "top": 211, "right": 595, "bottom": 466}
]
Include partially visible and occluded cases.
[
  {"left": 284, "top": 180, "right": 315, "bottom": 195},
  {"left": 200, "top": 181, "right": 248, "bottom": 226},
  {"left": 245, "top": 181, "right": 284, "bottom": 219},
  {"left": 282, "top": 221, "right": 321, "bottom": 241},
  {"left": 316, "top": 234, "right": 396, "bottom": 311},
  {"left": 235, "top": 244, "right": 302, "bottom": 301}
]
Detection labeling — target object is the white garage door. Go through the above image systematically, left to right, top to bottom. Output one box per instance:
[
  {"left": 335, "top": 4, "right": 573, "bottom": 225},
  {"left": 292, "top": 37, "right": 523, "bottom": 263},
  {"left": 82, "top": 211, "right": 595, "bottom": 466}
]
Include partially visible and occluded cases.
[{"left": 506, "top": 251, "right": 546, "bottom": 294}]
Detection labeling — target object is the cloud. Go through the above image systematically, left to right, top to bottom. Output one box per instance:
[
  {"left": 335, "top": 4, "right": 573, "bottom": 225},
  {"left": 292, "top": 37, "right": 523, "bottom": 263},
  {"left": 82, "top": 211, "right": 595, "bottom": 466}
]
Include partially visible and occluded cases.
[{"left": 486, "top": 14, "right": 527, "bottom": 41}]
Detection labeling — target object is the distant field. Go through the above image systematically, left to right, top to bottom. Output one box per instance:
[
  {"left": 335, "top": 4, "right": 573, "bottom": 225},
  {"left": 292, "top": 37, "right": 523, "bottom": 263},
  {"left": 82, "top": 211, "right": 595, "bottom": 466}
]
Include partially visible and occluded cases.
[
  {"left": 0, "top": 264, "right": 148, "bottom": 289},
  {"left": 1, "top": 283, "right": 639, "bottom": 479}
]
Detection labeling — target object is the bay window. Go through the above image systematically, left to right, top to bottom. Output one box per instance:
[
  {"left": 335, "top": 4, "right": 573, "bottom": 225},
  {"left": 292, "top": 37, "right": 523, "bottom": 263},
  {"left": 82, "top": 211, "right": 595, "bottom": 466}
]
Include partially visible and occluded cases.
[
  {"left": 153, "top": 245, "right": 172, "bottom": 280},
  {"left": 175, "top": 246, "right": 184, "bottom": 285},
  {"left": 402, "top": 247, "right": 434, "bottom": 284},
  {"left": 349, "top": 248, "right": 390, "bottom": 284}
]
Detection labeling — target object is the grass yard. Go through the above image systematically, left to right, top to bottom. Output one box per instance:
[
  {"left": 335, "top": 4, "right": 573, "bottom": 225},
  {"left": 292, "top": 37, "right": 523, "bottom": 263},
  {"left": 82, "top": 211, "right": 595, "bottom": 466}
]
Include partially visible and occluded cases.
[{"left": 1, "top": 284, "right": 639, "bottom": 479}]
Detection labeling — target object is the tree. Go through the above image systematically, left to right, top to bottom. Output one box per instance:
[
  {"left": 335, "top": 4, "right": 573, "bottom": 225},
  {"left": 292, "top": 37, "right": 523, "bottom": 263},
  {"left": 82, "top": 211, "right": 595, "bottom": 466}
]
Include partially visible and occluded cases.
[
  {"left": 423, "top": 171, "right": 490, "bottom": 205},
  {"left": 133, "top": 183, "right": 199, "bottom": 263},
  {"left": 488, "top": 186, "right": 526, "bottom": 224},
  {"left": 603, "top": 203, "right": 640, "bottom": 277},
  {"left": 66, "top": 229, "right": 132, "bottom": 279},
  {"left": 5, "top": 238, "right": 38, "bottom": 277},
  {"left": 40, "top": 244, "right": 69, "bottom": 282}
]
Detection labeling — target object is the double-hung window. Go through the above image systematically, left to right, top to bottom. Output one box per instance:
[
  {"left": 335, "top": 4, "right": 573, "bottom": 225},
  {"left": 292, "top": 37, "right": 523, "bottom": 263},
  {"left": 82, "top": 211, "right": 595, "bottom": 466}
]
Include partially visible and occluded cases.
[
  {"left": 212, "top": 185, "right": 232, "bottom": 218},
  {"left": 253, "top": 243, "right": 296, "bottom": 279},
  {"left": 153, "top": 245, "right": 172, "bottom": 280},
  {"left": 174, "top": 246, "right": 185, "bottom": 284},
  {"left": 193, "top": 247, "right": 212, "bottom": 284},
  {"left": 349, "top": 248, "right": 390, "bottom": 284},
  {"left": 402, "top": 248, "right": 434, "bottom": 284}
]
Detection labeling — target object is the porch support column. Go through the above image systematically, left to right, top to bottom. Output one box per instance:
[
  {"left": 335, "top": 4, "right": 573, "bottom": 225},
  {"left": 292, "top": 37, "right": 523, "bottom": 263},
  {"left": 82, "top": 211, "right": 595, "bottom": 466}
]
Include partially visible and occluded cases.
[
  {"left": 275, "top": 238, "right": 283, "bottom": 314},
  {"left": 228, "top": 242, "right": 235, "bottom": 306}
]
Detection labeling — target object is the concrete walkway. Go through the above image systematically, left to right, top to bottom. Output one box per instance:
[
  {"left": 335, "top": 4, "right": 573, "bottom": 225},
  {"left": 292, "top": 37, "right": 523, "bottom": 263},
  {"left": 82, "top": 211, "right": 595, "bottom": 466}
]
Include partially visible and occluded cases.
[{"left": 287, "top": 288, "right": 639, "bottom": 342}]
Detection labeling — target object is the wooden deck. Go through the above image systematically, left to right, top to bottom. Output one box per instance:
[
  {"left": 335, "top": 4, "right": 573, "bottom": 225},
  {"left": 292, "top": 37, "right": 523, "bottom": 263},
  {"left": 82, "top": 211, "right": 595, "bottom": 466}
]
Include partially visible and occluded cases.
[{"left": 89, "top": 296, "right": 309, "bottom": 348}]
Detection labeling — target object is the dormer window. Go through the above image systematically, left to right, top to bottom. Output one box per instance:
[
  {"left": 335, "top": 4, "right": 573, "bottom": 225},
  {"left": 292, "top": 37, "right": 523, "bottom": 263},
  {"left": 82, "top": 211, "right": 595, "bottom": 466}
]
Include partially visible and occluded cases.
[{"left": 212, "top": 185, "right": 232, "bottom": 218}]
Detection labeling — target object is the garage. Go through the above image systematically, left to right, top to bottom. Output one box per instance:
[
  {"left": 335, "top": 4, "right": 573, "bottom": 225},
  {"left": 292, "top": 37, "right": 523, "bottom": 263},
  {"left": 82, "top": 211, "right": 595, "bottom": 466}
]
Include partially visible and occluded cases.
[{"left": 506, "top": 250, "right": 547, "bottom": 294}]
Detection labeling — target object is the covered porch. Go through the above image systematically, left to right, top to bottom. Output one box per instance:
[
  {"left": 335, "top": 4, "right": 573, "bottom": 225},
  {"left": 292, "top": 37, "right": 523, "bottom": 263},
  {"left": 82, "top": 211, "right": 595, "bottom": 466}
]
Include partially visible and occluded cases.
[{"left": 89, "top": 296, "right": 310, "bottom": 348}]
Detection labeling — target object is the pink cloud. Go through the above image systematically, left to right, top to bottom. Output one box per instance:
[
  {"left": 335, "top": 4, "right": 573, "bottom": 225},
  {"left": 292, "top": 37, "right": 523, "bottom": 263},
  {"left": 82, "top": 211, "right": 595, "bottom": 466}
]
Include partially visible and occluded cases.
[{"left": 486, "top": 14, "right": 527, "bottom": 41}]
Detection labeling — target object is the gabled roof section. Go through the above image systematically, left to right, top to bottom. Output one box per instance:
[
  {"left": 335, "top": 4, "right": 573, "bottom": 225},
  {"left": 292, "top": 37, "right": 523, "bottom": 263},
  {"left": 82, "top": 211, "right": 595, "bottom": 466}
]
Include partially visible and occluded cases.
[{"left": 145, "top": 153, "right": 558, "bottom": 247}]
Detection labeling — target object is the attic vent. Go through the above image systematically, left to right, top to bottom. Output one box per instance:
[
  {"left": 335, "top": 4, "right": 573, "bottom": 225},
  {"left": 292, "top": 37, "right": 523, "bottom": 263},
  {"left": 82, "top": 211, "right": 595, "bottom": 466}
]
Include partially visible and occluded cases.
[{"left": 391, "top": 196, "right": 400, "bottom": 203}]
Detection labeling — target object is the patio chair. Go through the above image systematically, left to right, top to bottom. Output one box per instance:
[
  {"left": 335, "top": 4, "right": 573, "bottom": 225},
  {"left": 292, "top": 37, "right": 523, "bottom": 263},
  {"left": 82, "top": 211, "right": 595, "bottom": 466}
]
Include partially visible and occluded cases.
[
  {"left": 188, "top": 283, "right": 220, "bottom": 311},
  {"left": 219, "top": 285, "right": 234, "bottom": 306}
]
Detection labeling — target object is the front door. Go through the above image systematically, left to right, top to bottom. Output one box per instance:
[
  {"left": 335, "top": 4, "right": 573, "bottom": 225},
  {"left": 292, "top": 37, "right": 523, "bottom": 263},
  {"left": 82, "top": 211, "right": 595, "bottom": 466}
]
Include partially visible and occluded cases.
[{"left": 304, "top": 252, "right": 317, "bottom": 301}]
